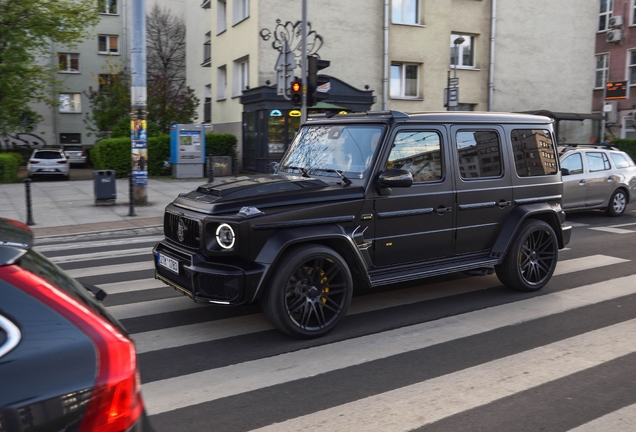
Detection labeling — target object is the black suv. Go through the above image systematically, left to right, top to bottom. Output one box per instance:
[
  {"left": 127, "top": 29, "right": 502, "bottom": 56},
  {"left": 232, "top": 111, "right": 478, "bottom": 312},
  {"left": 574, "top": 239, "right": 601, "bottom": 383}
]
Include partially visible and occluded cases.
[{"left": 154, "top": 111, "right": 571, "bottom": 338}]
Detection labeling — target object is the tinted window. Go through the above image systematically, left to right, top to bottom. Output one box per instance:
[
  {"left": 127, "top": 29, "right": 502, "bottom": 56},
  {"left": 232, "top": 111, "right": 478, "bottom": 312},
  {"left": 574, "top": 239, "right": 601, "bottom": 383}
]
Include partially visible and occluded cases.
[
  {"left": 511, "top": 129, "right": 557, "bottom": 176},
  {"left": 456, "top": 130, "right": 501, "bottom": 179},
  {"left": 387, "top": 131, "right": 442, "bottom": 182},
  {"left": 63, "top": 145, "right": 83, "bottom": 152},
  {"left": 34, "top": 151, "right": 64, "bottom": 160},
  {"left": 586, "top": 152, "right": 610, "bottom": 172},
  {"left": 610, "top": 152, "right": 634, "bottom": 168},
  {"left": 561, "top": 153, "right": 583, "bottom": 174}
]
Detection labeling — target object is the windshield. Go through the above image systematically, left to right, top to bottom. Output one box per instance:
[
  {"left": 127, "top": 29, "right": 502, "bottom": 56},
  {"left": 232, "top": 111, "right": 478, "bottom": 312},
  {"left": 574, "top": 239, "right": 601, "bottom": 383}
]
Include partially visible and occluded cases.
[{"left": 278, "top": 124, "right": 385, "bottom": 179}]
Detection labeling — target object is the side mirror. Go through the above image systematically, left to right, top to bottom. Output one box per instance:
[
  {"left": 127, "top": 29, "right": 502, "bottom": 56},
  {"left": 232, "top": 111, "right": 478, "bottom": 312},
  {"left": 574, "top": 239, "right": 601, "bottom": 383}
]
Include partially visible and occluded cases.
[
  {"left": 377, "top": 168, "right": 413, "bottom": 188},
  {"left": 561, "top": 168, "right": 570, "bottom": 176}
]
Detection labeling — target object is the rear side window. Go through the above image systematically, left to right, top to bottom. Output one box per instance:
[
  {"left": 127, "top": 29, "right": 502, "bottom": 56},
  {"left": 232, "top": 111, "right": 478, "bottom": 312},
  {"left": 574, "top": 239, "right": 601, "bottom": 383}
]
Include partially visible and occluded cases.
[
  {"left": 511, "top": 129, "right": 557, "bottom": 177},
  {"left": 456, "top": 130, "right": 502, "bottom": 179},
  {"left": 387, "top": 131, "right": 443, "bottom": 182},
  {"left": 34, "top": 151, "right": 64, "bottom": 159},
  {"left": 586, "top": 152, "right": 610, "bottom": 172},
  {"left": 610, "top": 152, "right": 634, "bottom": 168}
]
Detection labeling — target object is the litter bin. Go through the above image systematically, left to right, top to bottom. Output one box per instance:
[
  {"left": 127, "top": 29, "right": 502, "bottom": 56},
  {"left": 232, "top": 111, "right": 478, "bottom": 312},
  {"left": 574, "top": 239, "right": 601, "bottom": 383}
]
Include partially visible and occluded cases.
[{"left": 94, "top": 170, "right": 116, "bottom": 205}]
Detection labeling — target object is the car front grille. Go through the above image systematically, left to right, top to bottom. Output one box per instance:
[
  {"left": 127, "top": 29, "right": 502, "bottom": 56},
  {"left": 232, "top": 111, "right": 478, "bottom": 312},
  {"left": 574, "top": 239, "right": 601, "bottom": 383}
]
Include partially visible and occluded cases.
[
  {"left": 164, "top": 212, "right": 201, "bottom": 249},
  {"left": 193, "top": 274, "right": 240, "bottom": 302}
]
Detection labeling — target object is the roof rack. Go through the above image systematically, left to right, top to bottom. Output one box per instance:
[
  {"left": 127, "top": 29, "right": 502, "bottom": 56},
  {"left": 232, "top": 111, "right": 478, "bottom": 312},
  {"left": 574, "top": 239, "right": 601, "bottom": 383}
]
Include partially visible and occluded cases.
[{"left": 558, "top": 143, "right": 619, "bottom": 152}]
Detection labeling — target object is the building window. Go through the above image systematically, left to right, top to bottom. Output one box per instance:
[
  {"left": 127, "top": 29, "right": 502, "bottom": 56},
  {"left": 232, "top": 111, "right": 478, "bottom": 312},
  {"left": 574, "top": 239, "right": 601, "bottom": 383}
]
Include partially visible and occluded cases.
[
  {"left": 98, "top": 0, "right": 118, "bottom": 14},
  {"left": 201, "top": 0, "right": 211, "bottom": 9},
  {"left": 217, "top": 0, "right": 227, "bottom": 33},
  {"left": 233, "top": 0, "right": 249, "bottom": 25},
  {"left": 392, "top": 0, "right": 420, "bottom": 25},
  {"left": 599, "top": 0, "right": 613, "bottom": 31},
  {"left": 633, "top": 0, "right": 636, "bottom": 25},
  {"left": 202, "top": 32, "right": 211, "bottom": 67},
  {"left": 450, "top": 34, "right": 475, "bottom": 68},
  {"left": 98, "top": 35, "right": 119, "bottom": 54},
  {"left": 629, "top": 51, "right": 636, "bottom": 86},
  {"left": 58, "top": 53, "right": 79, "bottom": 73},
  {"left": 595, "top": 53, "right": 609, "bottom": 89},
  {"left": 233, "top": 57, "right": 249, "bottom": 96},
  {"left": 390, "top": 63, "right": 419, "bottom": 98},
  {"left": 217, "top": 66, "right": 227, "bottom": 100},
  {"left": 98, "top": 74, "right": 117, "bottom": 92},
  {"left": 204, "top": 84, "right": 212, "bottom": 123},
  {"left": 59, "top": 93, "right": 82, "bottom": 113},
  {"left": 60, "top": 133, "right": 81, "bottom": 144}
]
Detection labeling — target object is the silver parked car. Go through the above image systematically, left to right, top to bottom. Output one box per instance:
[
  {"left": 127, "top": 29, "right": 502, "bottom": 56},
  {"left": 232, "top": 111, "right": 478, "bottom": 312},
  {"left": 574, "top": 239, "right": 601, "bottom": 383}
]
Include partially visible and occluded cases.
[
  {"left": 62, "top": 144, "right": 87, "bottom": 166},
  {"left": 559, "top": 145, "right": 636, "bottom": 216},
  {"left": 27, "top": 149, "right": 70, "bottom": 180}
]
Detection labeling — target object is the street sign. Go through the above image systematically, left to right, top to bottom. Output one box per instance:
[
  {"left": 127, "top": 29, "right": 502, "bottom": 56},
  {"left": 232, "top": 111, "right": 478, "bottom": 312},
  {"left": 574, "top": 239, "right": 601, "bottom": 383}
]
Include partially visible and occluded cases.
[
  {"left": 275, "top": 40, "right": 297, "bottom": 97},
  {"left": 449, "top": 77, "right": 459, "bottom": 87},
  {"left": 448, "top": 88, "right": 459, "bottom": 107}
]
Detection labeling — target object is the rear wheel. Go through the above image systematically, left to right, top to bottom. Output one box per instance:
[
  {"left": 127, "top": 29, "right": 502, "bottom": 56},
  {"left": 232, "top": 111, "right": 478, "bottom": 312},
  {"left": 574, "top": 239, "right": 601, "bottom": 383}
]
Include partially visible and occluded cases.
[
  {"left": 606, "top": 189, "right": 627, "bottom": 217},
  {"left": 495, "top": 219, "right": 558, "bottom": 292},
  {"left": 260, "top": 244, "right": 353, "bottom": 338}
]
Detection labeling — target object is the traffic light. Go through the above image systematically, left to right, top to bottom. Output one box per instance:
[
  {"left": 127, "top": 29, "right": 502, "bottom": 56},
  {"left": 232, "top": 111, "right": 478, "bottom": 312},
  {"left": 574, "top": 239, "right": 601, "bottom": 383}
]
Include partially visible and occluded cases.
[
  {"left": 307, "top": 55, "right": 330, "bottom": 107},
  {"left": 290, "top": 79, "right": 302, "bottom": 106}
]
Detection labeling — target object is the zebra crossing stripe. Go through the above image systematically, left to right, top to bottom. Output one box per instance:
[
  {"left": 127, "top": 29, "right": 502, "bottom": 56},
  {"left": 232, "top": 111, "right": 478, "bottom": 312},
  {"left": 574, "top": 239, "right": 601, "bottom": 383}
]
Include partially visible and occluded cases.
[
  {"left": 589, "top": 227, "right": 636, "bottom": 234},
  {"left": 35, "top": 235, "right": 163, "bottom": 252},
  {"left": 47, "top": 247, "right": 152, "bottom": 264},
  {"left": 553, "top": 254, "right": 629, "bottom": 276},
  {"left": 65, "top": 261, "right": 154, "bottom": 278},
  {"left": 141, "top": 274, "right": 636, "bottom": 416},
  {"left": 97, "top": 278, "right": 166, "bottom": 295},
  {"left": 108, "top": 296, "right": 207, "bottom": 320},
  {"left": 250, "top": 319, "right": 636, "bottom": 432},
  {"left": 568, "top": 403, "right": 636, "bottom": 431}
]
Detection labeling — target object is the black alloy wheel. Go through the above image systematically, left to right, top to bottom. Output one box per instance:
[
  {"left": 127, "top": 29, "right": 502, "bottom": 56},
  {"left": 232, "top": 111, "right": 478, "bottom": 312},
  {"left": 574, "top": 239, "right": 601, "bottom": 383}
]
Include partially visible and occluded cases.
[
  {"left": 606, "top": 189, "right": 627, "bottom": 217},
  {"left": 495, "top": 219, "right": 558, "bottom": 292},
  {"left": 260, "top": 244, "right": 353, "bottom": 338}
]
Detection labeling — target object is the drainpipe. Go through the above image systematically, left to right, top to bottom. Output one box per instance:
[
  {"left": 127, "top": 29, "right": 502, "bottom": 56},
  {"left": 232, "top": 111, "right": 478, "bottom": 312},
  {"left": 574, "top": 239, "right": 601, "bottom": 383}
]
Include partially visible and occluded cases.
[
  {"left": 383, "top": 0, "right": 389, "bottom": 110},
  {"left": 488, "top": 0, "right": 497, "bottom": 111}
]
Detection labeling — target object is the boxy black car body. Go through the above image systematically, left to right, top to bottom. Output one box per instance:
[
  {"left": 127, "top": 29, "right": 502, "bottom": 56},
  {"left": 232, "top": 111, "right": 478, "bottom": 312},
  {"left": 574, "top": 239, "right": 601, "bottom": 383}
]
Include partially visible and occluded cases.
[{"left": 154, "top": 111, "right": 572, "bottom": 338}]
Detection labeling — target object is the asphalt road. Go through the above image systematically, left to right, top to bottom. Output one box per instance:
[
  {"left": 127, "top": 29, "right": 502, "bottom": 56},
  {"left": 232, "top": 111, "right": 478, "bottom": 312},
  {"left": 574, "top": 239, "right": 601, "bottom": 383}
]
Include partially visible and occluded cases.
[{"left": 36, "top": 203, "right": 636, "bottom": 432}]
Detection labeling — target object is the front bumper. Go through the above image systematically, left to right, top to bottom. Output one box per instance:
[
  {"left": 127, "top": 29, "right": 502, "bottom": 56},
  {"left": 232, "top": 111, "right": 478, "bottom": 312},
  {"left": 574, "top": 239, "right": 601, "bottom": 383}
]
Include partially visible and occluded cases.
[{"left": 153, "top": 241, "right": 266, "bottom": 305}]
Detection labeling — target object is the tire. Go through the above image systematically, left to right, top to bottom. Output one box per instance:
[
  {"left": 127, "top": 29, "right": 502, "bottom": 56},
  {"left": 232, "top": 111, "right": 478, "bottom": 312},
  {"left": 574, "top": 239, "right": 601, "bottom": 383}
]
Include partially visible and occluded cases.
[
  {"left": 605, "top": 189, "right": 627, "bottom": 217},
  {"left": 495, "top": 219, "right": 558, "bottom": 292},
  {"left": 260, "top": 244, "right": 353, "bottom": 338}
]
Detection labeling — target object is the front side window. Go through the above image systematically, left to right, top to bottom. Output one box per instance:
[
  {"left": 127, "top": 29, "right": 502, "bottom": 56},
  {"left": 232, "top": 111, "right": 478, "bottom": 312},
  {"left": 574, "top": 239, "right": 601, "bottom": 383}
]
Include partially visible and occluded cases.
[
  {"left": 98, "top": 0, "right": 118, "bottom": 14},
  {"left": 217, "top": 0, "right": 227, "bottom": 33},
  {"left": 233, "top": 0, "right": 249, "bottom": 24},
  {"left": 392, "top": 0, "right": 419, "bottom": 24},
  {"left": 599, "top": 0, "right": 613, "bottom": 31},
  {"left": 450, "top": 34, "right": 475, "bottom": 68},
  {"left": 98, "top": 35, "right": 119, "bottom": 54},
  {"left": 58, "top": 53, "right": 79, "bottom": 73},
  {"left": 596, "top": 53, "right": 609, "bottom": 88},
  {"left": 233, "top": 58, "right": 249, "bottom": 96},
  {"left": 390, "top": 63, "right": 419, "bottom": 98},
  {"left": 59, "top": 93, "right": 81, "bottom": 113},
  {"left": 279, "top": 125, "right": 385, "bottom": 179},
  {"left": 511, "top": 129, "right": 557, "bottom": 177},
  {"left": 456, "top": 130, "right": 502, "bottom": 179},
  {"left": 387, "top": 131, "right": 442, "bottom": 182},
  {"left": 586, "top": 152, "right": 611, "bottom": 172},
  {"left": 561, "top": 153, "right": 583, "bottom": 174}
]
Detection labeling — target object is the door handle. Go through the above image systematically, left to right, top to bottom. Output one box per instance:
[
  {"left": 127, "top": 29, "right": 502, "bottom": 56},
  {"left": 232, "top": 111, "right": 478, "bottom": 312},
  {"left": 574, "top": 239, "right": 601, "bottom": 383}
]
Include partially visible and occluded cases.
[
  {"left": 579, "top": 179, "right": 586, "bottom": 185},
  {"left": 497, "top": 200, "right": 511, "bottom": 208},
  {"left": 436, "top": 206, "right": 452, "bottom": 215}
]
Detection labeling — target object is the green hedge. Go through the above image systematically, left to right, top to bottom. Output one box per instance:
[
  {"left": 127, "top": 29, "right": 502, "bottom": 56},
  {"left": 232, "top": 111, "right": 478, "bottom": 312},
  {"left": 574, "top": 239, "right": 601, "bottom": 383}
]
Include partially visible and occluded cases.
[
  {"left": 91, "top": 132, "right": 237, "bottom": 177},
  {"left": 91, "top": 134, "right": 171, "bottom": 178},
  {"left": 611, "top": 139, "right": 636, "bottom": 162},
  {"left": 0, "top": 148, "right": 33, "bottom": 165},
  {"left": 0, "top": 153, "right": 20, "bottom": 184}
]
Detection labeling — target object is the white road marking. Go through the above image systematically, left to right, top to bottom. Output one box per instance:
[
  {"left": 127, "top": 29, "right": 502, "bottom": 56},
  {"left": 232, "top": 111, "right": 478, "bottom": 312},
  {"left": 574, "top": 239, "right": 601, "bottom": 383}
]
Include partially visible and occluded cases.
[
  {"left": 590, "top": 227, "right": 636, "bottom": 234},
  {"left": 36, "top": 235, "right": 163, "bottom": 252},
  {"left": 48, "top": 247, "right": 151, "bottom": 264},
  {"left": 553, "top": 254, "right": 630, "bottom": 276},
  {"left": 65, "top": 261, "right": 155, "bottom": 278},
  {"left": 141, "top": 274, "right": 636, "bottom": 415},
  {"left": 98, "top": 278, "right": 167, "bottom": 295},
  {"left": 108, "top": 296, "right": 206, "bottom": 320},
  {"left": 569, "top": 403, "right": 636, "bottom": 432}
]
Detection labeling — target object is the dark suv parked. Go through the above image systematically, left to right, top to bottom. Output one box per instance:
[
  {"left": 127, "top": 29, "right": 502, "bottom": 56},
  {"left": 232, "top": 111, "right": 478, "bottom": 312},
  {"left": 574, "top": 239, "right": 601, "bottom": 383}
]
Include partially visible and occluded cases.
[{"left": 154, "top": 111, "right": 571, "bottom": 338}]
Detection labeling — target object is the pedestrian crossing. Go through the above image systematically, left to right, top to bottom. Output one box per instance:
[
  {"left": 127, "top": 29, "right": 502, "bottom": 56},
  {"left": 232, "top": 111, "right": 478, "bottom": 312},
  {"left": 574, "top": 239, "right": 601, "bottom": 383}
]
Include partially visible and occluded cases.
[{"left": 36, "top": 228, "right": 636, "bottom": 432}]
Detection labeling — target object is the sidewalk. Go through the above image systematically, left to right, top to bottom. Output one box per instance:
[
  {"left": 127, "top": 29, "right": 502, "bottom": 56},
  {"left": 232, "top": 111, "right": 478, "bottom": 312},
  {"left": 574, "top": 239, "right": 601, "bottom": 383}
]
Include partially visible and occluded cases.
[{"left": 0, "top": 176, "right": 211, "bottom": 238}]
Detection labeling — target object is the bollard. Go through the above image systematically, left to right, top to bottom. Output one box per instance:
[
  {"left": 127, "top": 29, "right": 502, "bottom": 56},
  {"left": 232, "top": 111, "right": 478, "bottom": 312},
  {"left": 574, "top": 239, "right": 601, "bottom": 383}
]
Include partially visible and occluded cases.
[
  {"left": 207, "top": 154, "right": 214, "bottom": 183},
  {"left": 128, "top": 172, "right": 137, "bottom": 217},
  {"left": 23, "top": 178, "right": 35, "bottom": 226}
]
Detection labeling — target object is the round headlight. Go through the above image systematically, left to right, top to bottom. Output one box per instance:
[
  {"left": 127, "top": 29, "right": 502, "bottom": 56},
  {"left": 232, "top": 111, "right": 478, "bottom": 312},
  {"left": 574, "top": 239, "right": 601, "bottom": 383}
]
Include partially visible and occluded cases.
[{"left": 215, "top": 223, "right": 235, "bottom": 249}]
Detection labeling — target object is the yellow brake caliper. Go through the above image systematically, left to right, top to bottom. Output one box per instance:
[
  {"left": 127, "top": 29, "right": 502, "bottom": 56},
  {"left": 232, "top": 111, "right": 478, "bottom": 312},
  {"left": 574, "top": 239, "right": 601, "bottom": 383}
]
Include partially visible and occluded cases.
[{"left": 319, "top": 268, "right": 329, "bottom": 303}]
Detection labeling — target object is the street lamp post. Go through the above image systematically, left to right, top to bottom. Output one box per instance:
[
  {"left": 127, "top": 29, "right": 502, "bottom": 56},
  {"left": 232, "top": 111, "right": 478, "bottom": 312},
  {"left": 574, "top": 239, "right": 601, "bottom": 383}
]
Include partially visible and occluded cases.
[{"left": 450, "top": 36, "right": 465, "bottom": 111}]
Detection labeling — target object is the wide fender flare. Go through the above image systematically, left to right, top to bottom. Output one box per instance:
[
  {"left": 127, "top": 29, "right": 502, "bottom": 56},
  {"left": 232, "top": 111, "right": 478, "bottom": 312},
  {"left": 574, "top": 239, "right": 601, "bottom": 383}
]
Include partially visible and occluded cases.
[
  {"left": 490, "top": 203, "right": 564, "bottom": 259},
  {"left": 248, "top": 224, "right": 368, "bottom": 303}
]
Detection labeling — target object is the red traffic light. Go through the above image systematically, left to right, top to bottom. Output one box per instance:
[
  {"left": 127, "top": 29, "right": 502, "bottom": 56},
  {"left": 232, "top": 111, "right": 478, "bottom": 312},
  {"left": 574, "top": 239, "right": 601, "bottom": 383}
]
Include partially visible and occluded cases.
[{"left": 291, "top": 81, "right": 301, "bottom": 92}]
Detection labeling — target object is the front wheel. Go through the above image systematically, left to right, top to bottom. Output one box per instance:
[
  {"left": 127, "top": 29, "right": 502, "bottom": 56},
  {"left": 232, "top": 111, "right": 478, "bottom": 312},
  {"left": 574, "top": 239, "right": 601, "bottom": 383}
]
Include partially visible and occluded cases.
[
  {"left": 606, "top": 189, "right": 627, "bottom": 217},
  {"left": 495, "top": 219, "right": 558, "bottom": 292},
  {"left": 260, "top": 244, "right": 353, "bottom": 338}
]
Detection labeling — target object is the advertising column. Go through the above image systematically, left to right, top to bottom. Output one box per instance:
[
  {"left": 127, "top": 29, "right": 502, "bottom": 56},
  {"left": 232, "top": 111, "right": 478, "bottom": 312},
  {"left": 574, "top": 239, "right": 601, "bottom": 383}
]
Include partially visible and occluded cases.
[{"left": 131, "top": 111, "right": 148, "bottom": 190}]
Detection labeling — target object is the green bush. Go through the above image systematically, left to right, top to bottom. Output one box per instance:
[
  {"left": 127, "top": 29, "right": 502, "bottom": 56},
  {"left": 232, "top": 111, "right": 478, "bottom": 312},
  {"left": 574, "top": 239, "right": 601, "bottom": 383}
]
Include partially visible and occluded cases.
[
  {"left": 206, "top": 133, "right": 237, "bottom": 158},
  {"left": 91, "top": 134, "right": 171, "bottom": 177},
  {"left": 612, "top": 139, "right": 636, "bottom": 162},
  {"left": 0, "top": 148, "right": 33, "bottom": 165},
  {"left": 0, "top": 153, "right": 20, "bottom": 184}
]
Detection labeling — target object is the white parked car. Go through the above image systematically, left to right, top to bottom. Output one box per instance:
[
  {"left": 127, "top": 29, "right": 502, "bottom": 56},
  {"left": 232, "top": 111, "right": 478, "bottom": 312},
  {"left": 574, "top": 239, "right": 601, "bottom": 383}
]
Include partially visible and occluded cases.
[
  {"left": 559, "top": 145, "right": 636, "bottom": 216},
  {"left": 27, "top": 149, "right": 70, "bottom": 180}
]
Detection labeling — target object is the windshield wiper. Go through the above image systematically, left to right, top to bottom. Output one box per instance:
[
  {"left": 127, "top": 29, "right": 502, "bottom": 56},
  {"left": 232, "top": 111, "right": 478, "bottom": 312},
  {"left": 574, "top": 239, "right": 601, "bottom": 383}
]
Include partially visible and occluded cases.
[
  {"left": 284, "top": 165, "right": 310, "bottom": 178},
  {"left": 315, "top": 168, "right": 352, "bottom": 186}
]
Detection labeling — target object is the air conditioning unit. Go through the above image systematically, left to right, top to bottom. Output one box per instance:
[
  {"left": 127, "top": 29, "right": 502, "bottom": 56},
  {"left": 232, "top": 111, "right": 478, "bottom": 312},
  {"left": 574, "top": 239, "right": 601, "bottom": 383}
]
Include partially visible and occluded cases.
[
  {"left": 609, "top": 15, "right": 623, "bottom": 27},
  {"left": 607, "top": 29, "right": 622, "bottom": 43}
]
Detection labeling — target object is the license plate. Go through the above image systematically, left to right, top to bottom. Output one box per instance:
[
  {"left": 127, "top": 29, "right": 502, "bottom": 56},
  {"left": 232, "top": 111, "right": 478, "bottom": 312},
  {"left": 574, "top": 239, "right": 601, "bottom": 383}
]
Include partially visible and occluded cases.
[
  {"left": 42, "top": 168, "right": 56, "bottom": 172},
  {"left": 157, "top": 252, "right": 179, "bottom": 274}
]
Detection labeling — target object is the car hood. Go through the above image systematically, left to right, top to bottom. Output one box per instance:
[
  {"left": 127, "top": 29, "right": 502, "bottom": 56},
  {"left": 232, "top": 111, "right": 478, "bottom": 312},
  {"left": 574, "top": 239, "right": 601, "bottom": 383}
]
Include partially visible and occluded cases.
[{"left": 170, "top": 174, "right": 365, "bottom": 215}]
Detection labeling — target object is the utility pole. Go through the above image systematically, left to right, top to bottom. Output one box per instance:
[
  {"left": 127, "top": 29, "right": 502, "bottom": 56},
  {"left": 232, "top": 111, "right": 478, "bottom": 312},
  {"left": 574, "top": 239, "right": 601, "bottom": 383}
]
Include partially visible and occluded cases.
[
  {"left": 130, "top": 0, "right": 148, "bottom": 205},
  {"left": 301, "top": 0, "right": 308, "bottom": 123}
]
